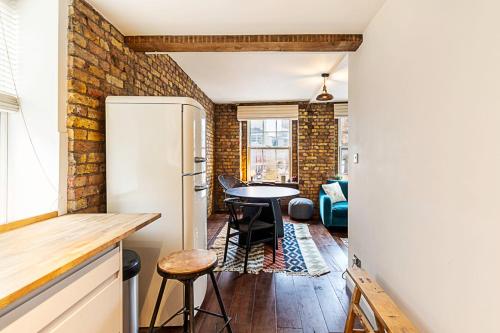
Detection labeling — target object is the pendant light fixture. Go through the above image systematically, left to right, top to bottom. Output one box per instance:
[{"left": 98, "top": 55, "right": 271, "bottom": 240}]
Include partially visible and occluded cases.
[{"left": 316, "top": 73, "right": 334, "bottom": 101}]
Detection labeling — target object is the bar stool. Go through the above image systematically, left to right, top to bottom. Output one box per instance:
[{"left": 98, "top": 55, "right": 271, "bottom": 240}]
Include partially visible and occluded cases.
[{"left": 148, "top": 249, "right": 233, "bottom": 333}]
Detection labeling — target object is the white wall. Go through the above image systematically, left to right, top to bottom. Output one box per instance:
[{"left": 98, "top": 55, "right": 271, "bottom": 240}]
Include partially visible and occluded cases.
[
  {"left": 6, "top": 0, "right": 67, "bottom": 221},
  {"left": 349, "top": 0, "right": 500, "bottom": 332}
]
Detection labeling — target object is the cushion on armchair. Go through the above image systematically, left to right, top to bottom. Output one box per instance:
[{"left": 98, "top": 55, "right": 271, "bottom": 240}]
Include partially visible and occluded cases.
[{"left": 322, "top": 182, "right": 347, "bottom": 203}]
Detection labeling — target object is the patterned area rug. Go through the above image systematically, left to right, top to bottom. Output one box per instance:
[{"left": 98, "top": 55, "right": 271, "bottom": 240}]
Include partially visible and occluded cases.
[{"left": 211, "top": 222, "right": 330, "bottom": 276}]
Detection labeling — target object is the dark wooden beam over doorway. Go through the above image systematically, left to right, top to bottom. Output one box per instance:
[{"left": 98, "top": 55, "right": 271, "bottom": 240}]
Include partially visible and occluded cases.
[{"left": 124, "top": 34, "right": 363, "bottom": 52}]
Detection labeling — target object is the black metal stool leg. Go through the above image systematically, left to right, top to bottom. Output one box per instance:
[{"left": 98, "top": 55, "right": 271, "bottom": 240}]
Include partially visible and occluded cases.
[
  {"left": 223, "top": 225, "right": 231, "bottom": 263},
  {"left": 209, "top": 271, "right": 233, "bottom": 333},
  {"left": 148, "top": 277, "right": 167, "bottom": 333},
  {"left": 188, "top": 279, "right": 195, "bottom": 333},
  {"left": 183, "top": 281, "right": 189, "bottom": 333}
]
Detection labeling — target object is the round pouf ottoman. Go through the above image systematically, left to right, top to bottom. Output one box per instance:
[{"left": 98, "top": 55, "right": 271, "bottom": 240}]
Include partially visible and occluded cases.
[{"left": 288, "top": 197, "right": 314, "bottom": 220}]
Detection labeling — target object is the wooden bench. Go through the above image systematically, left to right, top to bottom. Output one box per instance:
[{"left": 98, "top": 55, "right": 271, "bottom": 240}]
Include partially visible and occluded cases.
[{"left": 344, "top": 268, "right": 419, "bottom": 333}]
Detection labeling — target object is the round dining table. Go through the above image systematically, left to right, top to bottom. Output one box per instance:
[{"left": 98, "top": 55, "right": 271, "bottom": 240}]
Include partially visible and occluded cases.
[{"left": 225, "top": 186, "right": 300, "bottom": 239}]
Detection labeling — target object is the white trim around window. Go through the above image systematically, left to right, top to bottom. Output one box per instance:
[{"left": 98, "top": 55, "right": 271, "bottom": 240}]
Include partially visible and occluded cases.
[
  {"left": 0, "top": 112, "right": 7, "bottom": 223},
  {"left": 336, "top": 115, "right": 349, "bottom": 178},
  {"left": 247, "top": 119, "right": 293, "bottom": 182}
]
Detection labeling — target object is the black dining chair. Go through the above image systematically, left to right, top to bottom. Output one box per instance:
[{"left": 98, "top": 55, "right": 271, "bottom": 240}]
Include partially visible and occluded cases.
[
  {"left": 217, "top": 175, "right": 248, "bottom": 191},
  {"left": 223, "top": 198, "right": 277, "bottom": 273}
]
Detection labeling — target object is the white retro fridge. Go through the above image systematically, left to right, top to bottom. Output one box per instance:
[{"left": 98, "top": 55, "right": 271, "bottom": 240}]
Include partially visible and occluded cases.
[{"left": 105, "top": 96, "right": 208, "bottom": 327}]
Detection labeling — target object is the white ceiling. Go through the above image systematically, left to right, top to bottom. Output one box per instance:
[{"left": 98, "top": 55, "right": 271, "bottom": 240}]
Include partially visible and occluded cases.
[
  {"left": 87, "top": 0, "right": 385, "bottom": 35},
  {"left": 87, "top": 0, "right": 383, "bottom": 103},
  {"left": 169, "top": 52, "right": 348, "bottom": 104}
]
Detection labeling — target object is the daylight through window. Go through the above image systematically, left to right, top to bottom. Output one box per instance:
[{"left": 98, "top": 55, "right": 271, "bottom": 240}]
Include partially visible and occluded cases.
[{"left": 248, "top": 119, "right": 291, "bottom": 182}]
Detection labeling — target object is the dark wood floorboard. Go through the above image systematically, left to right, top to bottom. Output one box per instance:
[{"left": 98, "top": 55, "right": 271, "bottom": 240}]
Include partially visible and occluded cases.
[
  {"left": 141, "top": 213, "right": 349, "bottom": 333},
  {"left": 198, "top": 272, "right": 238, "bottom": 332},
  {"left": 228, "top": 273, "right": 257, "bottom": 333},
  {"left": 251, "top": 273, "right": 277, "bottom": 333},
  {"left": 275, "top": 273, "right": 301, "bottom": 329},
  {"left": 293, "top": 275, "right": 329, "bottom": 333},
  {"left": 313, "top": 275, "right": 347, "bottom": 333}
]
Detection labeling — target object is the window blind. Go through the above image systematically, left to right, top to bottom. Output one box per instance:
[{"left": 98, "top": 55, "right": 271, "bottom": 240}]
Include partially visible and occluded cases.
[
  {"left": 0, "top": 0, "right": 18, "bottom": 112},
  {"left": 334, "top": 103, "right": 348, "bottom": 117},
  {"left": 237, "top": 105, "right": 298, "bottom": 121}
]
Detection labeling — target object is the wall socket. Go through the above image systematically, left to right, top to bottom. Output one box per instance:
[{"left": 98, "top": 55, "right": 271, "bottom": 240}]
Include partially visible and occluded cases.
[{"left": 352, "top": 254, "right": 362, "bottom": 268}]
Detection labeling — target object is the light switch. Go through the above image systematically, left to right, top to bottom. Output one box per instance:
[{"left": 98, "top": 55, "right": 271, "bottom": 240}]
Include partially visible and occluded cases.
[{"left": 353, "top": 153, "right": 359, "bottom": 164}]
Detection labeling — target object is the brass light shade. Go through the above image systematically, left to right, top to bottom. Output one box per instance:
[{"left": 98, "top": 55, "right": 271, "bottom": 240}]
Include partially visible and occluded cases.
[{"left": 316, "top": 73, "right": 334, "bottom": 101}]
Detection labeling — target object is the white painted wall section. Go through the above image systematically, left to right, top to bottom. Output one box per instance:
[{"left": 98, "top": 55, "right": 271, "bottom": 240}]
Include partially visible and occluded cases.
[{"left": 349, "top": 0, "right": 500, "bottom": 332}]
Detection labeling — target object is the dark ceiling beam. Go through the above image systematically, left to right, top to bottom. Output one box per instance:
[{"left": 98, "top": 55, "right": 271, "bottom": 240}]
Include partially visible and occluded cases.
[{"left": 124, "top": 34, "right": 363, "bottom": 52}]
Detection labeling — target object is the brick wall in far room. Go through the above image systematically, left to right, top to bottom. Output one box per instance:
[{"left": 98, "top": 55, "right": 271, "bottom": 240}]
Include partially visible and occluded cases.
[
  {"left": 67, "top": 0, "right": 216, "bottom": 214},
  {"left": 212, "top": 101, "right": 339, "bottom": 216},
  {"left": 298, "top": 102, "right": 338, "bottom": 215},
  {"left": 213, "top": 104, "right": 241, "bottom": 211}
]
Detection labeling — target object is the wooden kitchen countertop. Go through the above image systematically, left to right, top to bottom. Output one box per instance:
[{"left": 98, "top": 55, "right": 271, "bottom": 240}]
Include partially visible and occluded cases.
[{"left": 0, "top": 213, "right": 160, "bottom": 310}]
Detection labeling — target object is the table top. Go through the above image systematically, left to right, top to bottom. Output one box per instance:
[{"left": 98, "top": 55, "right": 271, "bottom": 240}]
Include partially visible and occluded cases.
[
  {"left": 226, "top": 186, "right": 300, "bottom": 199},
  {"left": 0, "top": 213, "right": 160, "bottom": 310}
]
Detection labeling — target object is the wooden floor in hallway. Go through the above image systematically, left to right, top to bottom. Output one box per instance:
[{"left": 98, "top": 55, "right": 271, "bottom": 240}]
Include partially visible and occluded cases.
[{"left": 143, "top": 213, "right": 350, "bottom": 333}]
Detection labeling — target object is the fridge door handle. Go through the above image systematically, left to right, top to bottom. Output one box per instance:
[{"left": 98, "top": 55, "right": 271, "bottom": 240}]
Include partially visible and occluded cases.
[
  {"left": 194, "top": 157, "right": 206, "bottom": 163},
  {"left": 183, "top": 171, "right": 205, "bottom": 177},
  {"left": 194, "top": 185, "right": 208, "bottom": 192}
]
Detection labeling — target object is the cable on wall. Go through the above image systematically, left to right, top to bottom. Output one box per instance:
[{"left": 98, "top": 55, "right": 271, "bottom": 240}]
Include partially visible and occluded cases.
[{"left": 0, "top": 8, "right": 58, "bottom": 197}]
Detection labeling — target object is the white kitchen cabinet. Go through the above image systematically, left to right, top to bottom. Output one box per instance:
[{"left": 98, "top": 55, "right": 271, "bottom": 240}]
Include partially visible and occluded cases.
[
  {"left": 0, "top": 246, "right": 122, "bottom": 333},
  {"left": 46, "top": 276, "right": 121, "bottom": 333}
]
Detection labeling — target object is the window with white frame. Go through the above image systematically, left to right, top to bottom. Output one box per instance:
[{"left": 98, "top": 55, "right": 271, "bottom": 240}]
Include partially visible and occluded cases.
[
  {"left": 0, "top": 0, "right": 18, "bottom": 223},
  {"left": 0, "top": 0, "right": 18, "bottom": 105},
  {"left": 0, "top": 113, "right": 7, "bottom": 224},
  {"left": 337, "top": 116, "right": 349, "bottom": 178},
  {"left": 248, "top": 119, "right": 291, "bottom": 182}
]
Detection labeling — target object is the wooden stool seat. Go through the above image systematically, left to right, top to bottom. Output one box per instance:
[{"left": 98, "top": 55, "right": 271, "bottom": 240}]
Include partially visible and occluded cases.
[
  {"left": 149, "top": 249, "right": 232, "bottom": 333},
  {"left": 157, "top": 249, "right": 217, "bottom": 278}
]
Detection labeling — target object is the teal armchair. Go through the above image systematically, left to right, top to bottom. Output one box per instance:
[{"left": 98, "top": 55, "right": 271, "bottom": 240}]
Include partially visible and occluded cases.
[{"left": 319, "top": 180, "right": 348, "bottom": 228}]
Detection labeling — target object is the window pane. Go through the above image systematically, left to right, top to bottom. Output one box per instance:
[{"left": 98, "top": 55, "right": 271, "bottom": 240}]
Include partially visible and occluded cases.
[
  {"left": 0, "top": 1, "right": 18, "bottom": 96},
  {"left": 0, "top": 113, "right": 7, "bottom": 224},
  {"left": 337, "top": 116, "right": 349, "bottom": 178},
  {"left": 339, "top": 117, "right": 348, "bottom": 146},
  {"left": 248, "top": 119, "right": 291, "bottom": 182},
  {"left": 264, "top": 119, "right": 276, "bottom": 132},
  {"left": 277, "top": 119, "right": 289, "bottom": 131},
  {"left": 249, "top": 120, "right": 264, "bottom": 147},
  {"left": 250, "top": 120, "right": 264, "bottom": 133},
  {"left": 263, "top": 131, "right": 277, "bottom": 147},
  {"left": 277, "top": 131, "right": 289, "bottom": 147},
  {"left": 250, "top": 133, "right": 264, "bottom": 146},
  {"left": 340, "top": 147, "right": 348, "bottom": 175},
  {"left": 249, "top": 148, "right": 289, "bottom": 182},
  {"left": 249, "top": 149, "right": 263, "bottom": 180},
  {"left": 262, "top": 149, "right": 278, "bottom": 180},
  {"left": 276, "top": 149, "right": 289, "bottom": 177}
]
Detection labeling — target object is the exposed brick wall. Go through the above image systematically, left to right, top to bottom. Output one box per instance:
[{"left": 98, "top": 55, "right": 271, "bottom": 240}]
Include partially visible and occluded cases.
[
  {"left": 67, "top": 0, "right": 215, "bottom": 214},
  {"left": 212, "top": 102, "right": 338, "bottom": 215},
  {"left": 298, "top": 102, "right": 338, "bottom": 214},
  {"left": 214, "top": 104, "right": 240, "bottom": 211}
]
